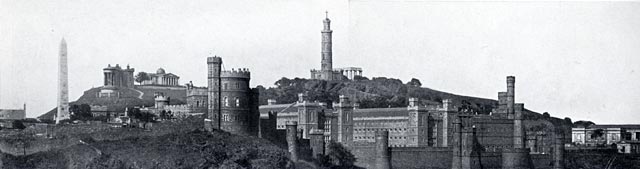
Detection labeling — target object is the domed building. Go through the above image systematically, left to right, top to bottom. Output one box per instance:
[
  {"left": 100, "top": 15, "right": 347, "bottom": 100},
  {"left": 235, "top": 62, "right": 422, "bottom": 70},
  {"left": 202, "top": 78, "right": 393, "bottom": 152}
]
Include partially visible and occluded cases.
[{"left": 141, "top": 68, "right": 180, "bottom": 86}]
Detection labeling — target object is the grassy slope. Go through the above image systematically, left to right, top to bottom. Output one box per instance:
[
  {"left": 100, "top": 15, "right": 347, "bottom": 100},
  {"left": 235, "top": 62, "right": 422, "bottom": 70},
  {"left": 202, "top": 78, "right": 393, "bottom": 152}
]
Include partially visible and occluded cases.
[{"left": 38, "top": 85, "right": 187, "bottom": 120}]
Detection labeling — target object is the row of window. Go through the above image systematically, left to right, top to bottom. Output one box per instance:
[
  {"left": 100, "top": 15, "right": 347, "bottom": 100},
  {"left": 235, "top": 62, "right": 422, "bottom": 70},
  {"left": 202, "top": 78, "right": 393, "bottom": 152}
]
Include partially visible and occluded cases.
[
  {"left": 210, "top": 81, "right": 245, "bottom": 90},
  {"left": 215, "top": 97, "right": 241, "bottom": 107},
  {"left": 222, "top": 114, "right": 246, "bottom": 123},
  {"left": 354, "top": 122, "right": 404, "bottom": 126},
  {"left": 354, "top": 128, "right": 408, "bottom": 132},
  {"left": 354, "top": 136, "right": 407, "bottom": 140}
]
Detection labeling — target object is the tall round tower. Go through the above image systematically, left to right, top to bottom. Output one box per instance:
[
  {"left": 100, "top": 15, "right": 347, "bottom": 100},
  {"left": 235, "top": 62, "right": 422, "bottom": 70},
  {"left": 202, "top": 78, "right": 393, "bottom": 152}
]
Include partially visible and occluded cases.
[
  {"left": 321, "top": 11, "right": 333, "bottom": 73},
  {"left": 220, "top": 68, "right": 252, "bottom": 135}
]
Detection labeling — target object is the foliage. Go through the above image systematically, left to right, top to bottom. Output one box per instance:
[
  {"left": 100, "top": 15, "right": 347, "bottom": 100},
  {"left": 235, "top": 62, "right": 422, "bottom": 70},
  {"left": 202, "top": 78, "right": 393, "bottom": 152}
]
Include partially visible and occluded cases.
[
  {"left": 134, "top": 72, "right": 150, "bottom": 84},
  {"left": 353, "top": 75, "right": 368, "bottom": 81},
  {"left": 258, "top": 76, "right": 497, "bottom": 114},
  {"left": 406, "top": 78, "right": 422, "bottom": 87},
  {"left": 69, "top": 104, "right": 93, "bottom": 121},
  {"left": 127, "top": 108, "right": 156, "bottom": 122},
  {"left": 542, "top": 112, "right": 550, "bottom": 118},
  {"left": 564, "top": 117, "right": 572, "bottom": 124},
  {"left": 12, "top": 120, "right": 26, "bottom": 129},
  {"left": 573, "top": 120, "right": 595, "bottom": 128},
  {"left": 591, "top": 129, "right": 605, "bottom": 139},
  {"left": 315, "top": 141, "right": 362, "bottom": 169}
]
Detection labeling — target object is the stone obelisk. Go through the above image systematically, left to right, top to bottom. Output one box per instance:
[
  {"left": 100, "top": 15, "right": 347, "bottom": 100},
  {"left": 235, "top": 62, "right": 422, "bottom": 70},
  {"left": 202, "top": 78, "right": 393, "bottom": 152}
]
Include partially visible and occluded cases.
[{"left": 56, "top": 38, "right": 70, "bottom": 124}]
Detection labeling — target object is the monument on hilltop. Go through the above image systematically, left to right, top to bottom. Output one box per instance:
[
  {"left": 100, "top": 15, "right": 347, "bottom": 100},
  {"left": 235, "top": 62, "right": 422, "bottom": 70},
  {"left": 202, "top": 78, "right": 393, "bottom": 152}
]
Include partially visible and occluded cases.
[{"left": 310, "top": 12, "right": 363, "bottom": 81}]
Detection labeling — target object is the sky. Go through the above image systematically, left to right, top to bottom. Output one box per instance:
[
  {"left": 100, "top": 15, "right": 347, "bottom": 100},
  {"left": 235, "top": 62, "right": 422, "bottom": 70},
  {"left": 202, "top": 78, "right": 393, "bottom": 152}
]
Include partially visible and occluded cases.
[{"left": 0, "top": 0, "right": 639, "bottom": 124}]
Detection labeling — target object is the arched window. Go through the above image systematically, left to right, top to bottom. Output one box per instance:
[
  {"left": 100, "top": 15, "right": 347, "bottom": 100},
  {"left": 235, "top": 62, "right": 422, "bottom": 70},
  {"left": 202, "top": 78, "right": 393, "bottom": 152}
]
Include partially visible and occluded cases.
[
  {"left": 224, "top": 97, "right": 229, "bottom": 107},
  {"left": 235, "top": 97, "right": 240, "bottom": 107}
]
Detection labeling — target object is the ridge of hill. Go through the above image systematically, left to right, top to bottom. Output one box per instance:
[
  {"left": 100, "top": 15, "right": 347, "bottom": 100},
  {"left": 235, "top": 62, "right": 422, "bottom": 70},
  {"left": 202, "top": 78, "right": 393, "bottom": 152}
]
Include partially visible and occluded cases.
[{"left": 38, "top": 85, "right": 188, "bottom": 120}]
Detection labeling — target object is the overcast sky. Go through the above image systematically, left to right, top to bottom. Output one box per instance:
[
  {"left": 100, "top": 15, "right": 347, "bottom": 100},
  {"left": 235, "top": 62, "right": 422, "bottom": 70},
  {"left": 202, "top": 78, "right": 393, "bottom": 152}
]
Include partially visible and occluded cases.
[{"left": 1, "top": 0, "right": 639, "bottom": 124}]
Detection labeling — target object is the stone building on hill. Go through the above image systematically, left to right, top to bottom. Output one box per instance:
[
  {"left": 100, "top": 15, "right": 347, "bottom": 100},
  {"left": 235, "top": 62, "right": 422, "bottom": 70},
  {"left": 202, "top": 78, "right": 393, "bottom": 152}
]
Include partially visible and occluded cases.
[
  {"left": 102, "top": 64, "right": 135, "bottom": 89},
  {"left": 140, "top": 68, "right": 180, "bottom": 86},
  {"left": 259, "top": 76, "right": 565, "bottom": 169}
]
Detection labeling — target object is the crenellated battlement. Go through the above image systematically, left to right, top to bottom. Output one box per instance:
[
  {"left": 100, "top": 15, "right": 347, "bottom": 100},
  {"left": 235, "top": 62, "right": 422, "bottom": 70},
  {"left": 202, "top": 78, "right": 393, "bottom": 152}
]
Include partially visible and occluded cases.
[
  {"left": 207, "top": 56, "right": 222, "bottom": 63},
  {"left": 221, "top": 68, "right": 251, "bottom": 78}
]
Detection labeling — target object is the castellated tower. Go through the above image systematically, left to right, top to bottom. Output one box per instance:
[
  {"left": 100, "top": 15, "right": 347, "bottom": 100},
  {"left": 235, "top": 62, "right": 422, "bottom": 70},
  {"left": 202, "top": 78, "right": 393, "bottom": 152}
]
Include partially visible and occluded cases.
[
  {"left": 56, "top": 38, "right": 70, "bottom": 124},
  {"left": 206, "top": 56, "right": 258, "bottom": 136},
  {"left": 206, "top": 57, "right": 222, "bottom": 131},
  {"left": 220, "top": 68, "right": 253, "bottom": 135}
]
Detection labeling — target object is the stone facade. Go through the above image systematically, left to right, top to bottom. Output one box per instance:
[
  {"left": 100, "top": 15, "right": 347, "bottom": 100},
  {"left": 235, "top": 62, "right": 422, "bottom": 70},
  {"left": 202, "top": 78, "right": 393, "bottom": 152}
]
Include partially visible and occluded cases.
[
  {"left": 205, "top": 56, "right": 260, "bottom": 136},
  {"left": 103, "top": 64, "right": 135, "bottom": 88},
  {"left": 141, "top": 68, "right": 180, "bottom": 86},
  {"left": 260, "top": 76, "right": 562, "bottom": 169},
  {"left": 0, "top": 104, "right": 26, "bottom": 120},
  {"left": 572, "top": 124, "right": 640, "bottom": 154}
]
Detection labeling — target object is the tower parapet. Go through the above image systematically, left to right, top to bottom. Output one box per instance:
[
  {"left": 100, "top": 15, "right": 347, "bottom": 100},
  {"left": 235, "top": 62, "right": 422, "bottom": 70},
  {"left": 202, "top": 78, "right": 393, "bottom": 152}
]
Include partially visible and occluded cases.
[{"left": 221, "top": 68, "right": 251, "bottom": 79}]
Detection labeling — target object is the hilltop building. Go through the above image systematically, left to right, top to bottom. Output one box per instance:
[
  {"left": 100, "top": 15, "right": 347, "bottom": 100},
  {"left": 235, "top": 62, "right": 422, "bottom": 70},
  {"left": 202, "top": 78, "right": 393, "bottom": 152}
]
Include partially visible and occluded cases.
[
  {"left": 310, "top": 12, "right": 363, "bottom": 81},
  {"left": 103, "top": 64, "right": 135, "bottom": 88},
  {"left": 140, "top": 68, "right": 180, "bottom": 86}
]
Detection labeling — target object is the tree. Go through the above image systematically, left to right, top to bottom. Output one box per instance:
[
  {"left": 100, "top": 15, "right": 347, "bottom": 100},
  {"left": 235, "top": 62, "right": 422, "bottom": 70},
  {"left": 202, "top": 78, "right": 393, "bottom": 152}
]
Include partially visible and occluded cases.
[
  {"left": 134, "top": 72, "right": 150, "bottom": 85},
  {"left": 353, "top": 75, "right": 369, "bottom": 81},
  {"left": 274, "top": 77, "right": 292, "bottom": 87},
  {"left": 407, "top": 78, "right": 422, "bottom": 87},
  {"left": 70, "top": 104, "right": 93, "bottom": 121},
  {"left": 128, "top": 108, "right": 155, "bottom": 123},
  {"left": 542, "top": 112, "right": 550, "bottom": 118},
  {"left": 564, "top": 117, "right": 572, "bottom": 124},
  {"left": 12, "top": 120, "right": 26, "bottom": 129},
  {"left": 573, "top": 120, "right": 596, "bottom": 128},
  {"left": 591, "top": 129, "right": 605, "bottom": 139},
  {"left": 315, "top": 141, "right": 362, "bottom": 169}
]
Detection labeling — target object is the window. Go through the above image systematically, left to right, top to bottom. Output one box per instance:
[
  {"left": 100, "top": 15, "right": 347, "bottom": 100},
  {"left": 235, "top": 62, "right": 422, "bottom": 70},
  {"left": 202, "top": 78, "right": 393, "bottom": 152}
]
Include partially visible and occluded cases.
[
  {"left": 236, "top": 82, "right": 240, "bottom": 89},
  {"left": 224, "top": 83, "right": 228, "bottom": 90},
  {"left": 224, "top": 97, "right": 229, "bottom": 107},
  {"left": 235, "top": 97, "right": 240, "bottom": 107},
  {"left": 223, "top": 114, "right": 229, "bottom": 121}
]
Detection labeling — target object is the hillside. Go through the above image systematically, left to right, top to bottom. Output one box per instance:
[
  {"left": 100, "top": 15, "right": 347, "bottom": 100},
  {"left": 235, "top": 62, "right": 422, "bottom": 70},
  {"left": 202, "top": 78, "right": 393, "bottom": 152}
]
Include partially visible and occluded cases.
[
  {"left": 258, "top": 77, "right": 497, "bottom": 113},
  {"left": 38, "top": 85, "right": 188, "bottom": 120},
  {"left": 0, "top": 130, "right": 289, "bottom": 169}
]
